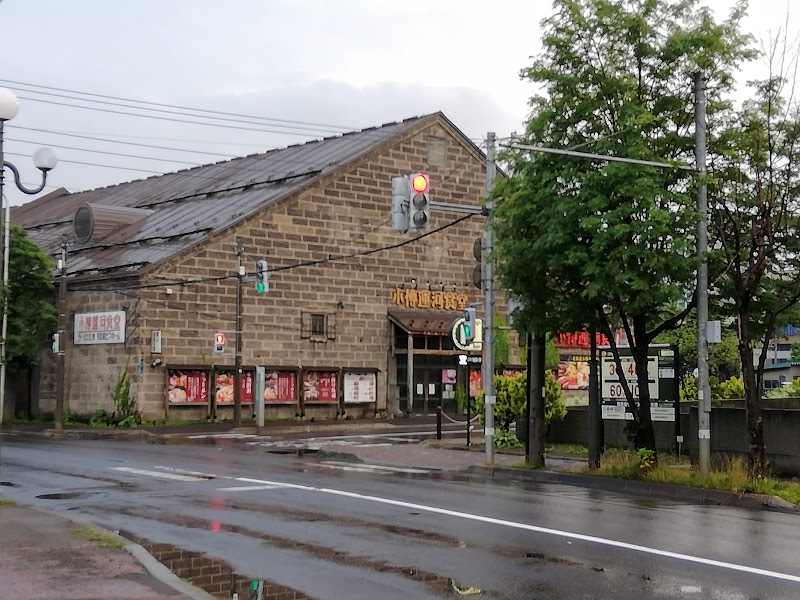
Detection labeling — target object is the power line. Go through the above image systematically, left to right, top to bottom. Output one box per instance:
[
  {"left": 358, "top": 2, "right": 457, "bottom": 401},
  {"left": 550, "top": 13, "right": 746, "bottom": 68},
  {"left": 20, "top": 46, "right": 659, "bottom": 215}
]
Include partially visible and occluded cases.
[
  {"left": 2, "top": 78, "right": 356, "bottom": 132},
  {"left": 10, "top": 86, "right": 348, "bottom": 136},
  {"left": 16, "top": 95, "right": 343, "bottom": 139},
  {"left": 12, "top": 125, "right": 238, "bottom": 158},
  {"left": 6, "top": 137, "right": 202, "bottom": 166},
  {"left": 6, "top": 151, "right": 162, "bottom": 175}
]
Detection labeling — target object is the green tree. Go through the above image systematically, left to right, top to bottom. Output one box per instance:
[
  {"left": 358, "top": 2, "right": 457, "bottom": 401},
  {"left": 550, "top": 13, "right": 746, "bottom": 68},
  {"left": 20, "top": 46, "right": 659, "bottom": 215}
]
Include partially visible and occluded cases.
[
  {"left": 494, "top": 0, "right": 752, "bottom": 453},
  {"left": 708, "top": 30, "right": 800, "bottom": 477},
  {"left": 3, "top": 226, "right": 57, "bottom": 402},
  {"left": 494, "top": 312, "right": 510, "bottom": 367},
  {"left": 655, "top": 317, "right": 741, "bottom": 380},
  {"left": 790, "top": 343, "right": 800, "bottom": 363}
]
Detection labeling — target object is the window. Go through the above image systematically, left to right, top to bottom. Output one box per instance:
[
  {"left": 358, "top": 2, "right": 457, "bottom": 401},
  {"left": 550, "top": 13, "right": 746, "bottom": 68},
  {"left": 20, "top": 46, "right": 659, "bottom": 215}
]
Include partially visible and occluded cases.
[
  {"left": 301, "top": 311, "right": 335, "bottom": 341},
  {"left": 311, "top": 313, "right": 326, "bottom": 337}
]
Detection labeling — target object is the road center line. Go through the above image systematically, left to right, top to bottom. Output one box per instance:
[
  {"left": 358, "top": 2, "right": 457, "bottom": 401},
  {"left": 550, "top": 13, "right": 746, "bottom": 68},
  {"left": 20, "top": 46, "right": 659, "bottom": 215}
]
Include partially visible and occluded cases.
[{"left": 233, "top": 476, "right": 800, "bottom": 584}]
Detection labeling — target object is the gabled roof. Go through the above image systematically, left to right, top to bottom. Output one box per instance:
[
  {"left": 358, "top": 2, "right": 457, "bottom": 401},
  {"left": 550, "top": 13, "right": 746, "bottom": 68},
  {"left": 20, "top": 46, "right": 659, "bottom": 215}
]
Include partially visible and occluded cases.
[{"left": 13, "top": 112, "right": 462, "bottom": 280}]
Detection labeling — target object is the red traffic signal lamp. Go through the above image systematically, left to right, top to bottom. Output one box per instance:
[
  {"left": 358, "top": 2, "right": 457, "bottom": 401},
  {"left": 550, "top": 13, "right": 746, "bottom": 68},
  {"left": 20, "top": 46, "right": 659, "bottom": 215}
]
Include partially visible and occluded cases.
[
  {"left": 409, "top": 172, "right": 430, "bottom": 229},
  {"left": 411, "top": 173, "right": 429, "bottom": 194},
  {"left": 213, "top": 332, "right": 226, "bottom": 354}
]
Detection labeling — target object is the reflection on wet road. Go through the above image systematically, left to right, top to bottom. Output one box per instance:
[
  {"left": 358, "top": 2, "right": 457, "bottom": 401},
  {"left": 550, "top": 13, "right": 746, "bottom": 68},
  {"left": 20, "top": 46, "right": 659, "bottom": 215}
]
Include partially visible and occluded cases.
[{"left": 2, "top": 436, "right": 799, "bottom": 599}]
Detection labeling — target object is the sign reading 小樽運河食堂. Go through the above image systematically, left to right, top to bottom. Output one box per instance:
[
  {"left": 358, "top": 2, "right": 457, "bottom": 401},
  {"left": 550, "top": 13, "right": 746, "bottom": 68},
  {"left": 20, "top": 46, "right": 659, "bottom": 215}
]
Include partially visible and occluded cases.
[
  {"left": 391, "top": 288, "right": 469, "bottom": 310},
  {"left": 74, "top": 310, "right": 126, "bottom": 345}
]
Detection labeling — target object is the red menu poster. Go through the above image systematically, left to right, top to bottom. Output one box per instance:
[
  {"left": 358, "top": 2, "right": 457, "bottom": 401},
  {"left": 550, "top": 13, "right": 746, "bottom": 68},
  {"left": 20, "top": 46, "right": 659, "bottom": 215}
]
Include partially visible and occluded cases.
[
  {"left": 168, "top": 370, "right": 209, "bottom": 404},
  {"left": 214, "top": 371, "right": 254, "bottom": 404},
  {"left": 265, "top": 371, "right": 296, "bottom": 403},
  {"left": 303, "top": 371, "right": 338, "bottom": 403}
]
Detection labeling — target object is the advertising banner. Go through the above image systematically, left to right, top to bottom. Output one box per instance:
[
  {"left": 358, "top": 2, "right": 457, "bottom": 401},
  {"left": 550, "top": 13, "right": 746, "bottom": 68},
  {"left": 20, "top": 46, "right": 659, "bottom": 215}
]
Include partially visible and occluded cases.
[
  {"left": 168, "top": 369, "right": 209, "bottom": 404},
  {"left": 214, "top": 371, "right": 254, "bottom": 405},
  {"left": 264, "top": 371, "right": 297, "bottom": 403},
  {"left": 303, "top": 371, "right": 338, "bottom": 403},
  {"left": 343, "top": 372, "right": 376, "bottom": 404}
]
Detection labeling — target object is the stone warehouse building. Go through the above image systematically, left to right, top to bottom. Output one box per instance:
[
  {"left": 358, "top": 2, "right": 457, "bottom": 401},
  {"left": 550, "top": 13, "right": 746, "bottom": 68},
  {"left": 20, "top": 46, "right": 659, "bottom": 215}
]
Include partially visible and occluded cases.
[{"left": 14, "top": 112, "right": 517, "bottom": 421}]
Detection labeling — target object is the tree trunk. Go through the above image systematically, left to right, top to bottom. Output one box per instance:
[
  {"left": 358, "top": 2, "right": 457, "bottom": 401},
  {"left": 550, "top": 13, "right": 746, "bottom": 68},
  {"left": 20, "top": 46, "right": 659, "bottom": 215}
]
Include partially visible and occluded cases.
[
  {"left": 737, "top": 311, "right": 766, "bottom": 478},
  {"left": 632, "top": 317, "right": 657, "bottom": 454}
]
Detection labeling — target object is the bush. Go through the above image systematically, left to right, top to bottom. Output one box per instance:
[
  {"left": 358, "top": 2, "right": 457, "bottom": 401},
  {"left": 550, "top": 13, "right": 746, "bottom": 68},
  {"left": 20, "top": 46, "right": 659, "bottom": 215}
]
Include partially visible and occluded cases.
[
  {"left": 112, "top": 367, "right": 138, "bottom": 425},
  {"left": 477, "top": 370, "right": 567, "bottom": 440},
  {"left": 89, "top": 410, "right": 109, "bottom": 428}
]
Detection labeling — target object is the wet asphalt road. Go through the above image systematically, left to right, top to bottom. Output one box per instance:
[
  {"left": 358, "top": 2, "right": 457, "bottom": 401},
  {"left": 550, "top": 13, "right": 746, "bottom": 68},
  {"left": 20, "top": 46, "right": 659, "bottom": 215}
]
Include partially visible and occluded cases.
[{"left": 1, "top": 436, "right": 799, "bottom": 600}]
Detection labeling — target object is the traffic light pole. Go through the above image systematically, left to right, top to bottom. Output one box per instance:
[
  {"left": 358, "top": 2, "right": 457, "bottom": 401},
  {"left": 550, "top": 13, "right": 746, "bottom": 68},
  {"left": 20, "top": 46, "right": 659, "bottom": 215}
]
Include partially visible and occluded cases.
[
  {"left": 483, "top": 132, "right": 496, "bottom": 464},
  {"left": 234, "top": 237, "right": 244, "bottom": 427},
  {"left": 54, "top": 243, "right": 67, "bottom": 431}
]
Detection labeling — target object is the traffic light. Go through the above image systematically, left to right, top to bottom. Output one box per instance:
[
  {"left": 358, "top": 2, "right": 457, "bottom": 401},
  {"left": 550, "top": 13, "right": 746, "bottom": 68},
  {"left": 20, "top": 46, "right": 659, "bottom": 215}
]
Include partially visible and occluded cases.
[
  {"left": 409, "top": 172, "right": 430, "bottom": 229},
  {"left": 391, "top": 175, "right": 410, "bottom": 232},
  {"left": 255, "top": 259, "right": 269, "bottom": 293},
  {"left": 463, "top": 307, "right": 477, "bottom": 344},
  {"left": 213, "top": 332, "right": 225, "bottom": 354},
  {"left": 51, "top": 333, "right": 60, "bottom": 354},
  {"left": 249, "top": 579, "right": 263, "bottom": 600}
]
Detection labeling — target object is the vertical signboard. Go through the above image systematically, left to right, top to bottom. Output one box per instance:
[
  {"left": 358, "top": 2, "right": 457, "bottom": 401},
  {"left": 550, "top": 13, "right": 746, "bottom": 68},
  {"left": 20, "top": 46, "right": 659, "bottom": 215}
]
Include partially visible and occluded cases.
[{"left": 600, "top": 346, "right": 677, "bottom": 421}]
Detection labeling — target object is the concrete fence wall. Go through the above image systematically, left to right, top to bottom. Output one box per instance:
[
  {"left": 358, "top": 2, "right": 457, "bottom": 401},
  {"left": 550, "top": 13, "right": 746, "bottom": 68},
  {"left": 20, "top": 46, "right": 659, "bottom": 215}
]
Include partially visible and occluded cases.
[{"left": 547, "top": 405, "right": 800, "bottom": 476}]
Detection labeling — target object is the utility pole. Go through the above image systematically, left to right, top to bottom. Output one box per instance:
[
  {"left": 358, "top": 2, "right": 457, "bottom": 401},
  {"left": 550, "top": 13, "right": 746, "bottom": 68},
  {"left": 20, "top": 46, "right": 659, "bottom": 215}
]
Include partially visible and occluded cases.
[
  {"left": 695, "top": 72, "right": 711, "bottom": 475},
  {"left": 483, "top": 131, "right": 496, "bottom": 464},
  {"left": 234, "top": 237, "right": 244, "bottom": 427},
  {"left": 54, "top": 243, "right": 67, "bottom": 430},
  {"left": 588, "top": 326, "right": 602, "bottom": 469},
  {"left": 527, "top": 332, "right": 546, "bottom": 466}
]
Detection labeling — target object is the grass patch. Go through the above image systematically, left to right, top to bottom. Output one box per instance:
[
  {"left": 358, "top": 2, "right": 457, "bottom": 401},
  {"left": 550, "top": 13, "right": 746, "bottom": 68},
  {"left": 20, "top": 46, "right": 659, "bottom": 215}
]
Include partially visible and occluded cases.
[
  {"left": 545, "top": 443, "right": 589, "bottom": 458},
  {"left": 574, "top": 451, "right": 800, "bottom": 506},
  {"left": 510, "top": 460, "right": 546, "bottom": 470},
  {"left": 0, "top": 498, "right": 15, "bottom": 506},
  {"left": 74, "top": 526, "right": 124, "bottom": 549}
]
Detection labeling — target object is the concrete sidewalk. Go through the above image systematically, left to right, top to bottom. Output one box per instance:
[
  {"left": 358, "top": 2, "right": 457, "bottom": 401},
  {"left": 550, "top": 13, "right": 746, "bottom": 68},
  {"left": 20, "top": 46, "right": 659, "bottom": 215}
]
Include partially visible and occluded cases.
[{"left": 0, "top": 502, "right": 214, "bottom": 600}]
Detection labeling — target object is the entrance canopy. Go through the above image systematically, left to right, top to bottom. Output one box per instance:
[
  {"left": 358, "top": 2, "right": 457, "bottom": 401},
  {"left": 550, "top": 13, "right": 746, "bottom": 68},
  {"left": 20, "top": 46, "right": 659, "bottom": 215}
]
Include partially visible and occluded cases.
[{"left": 388, "top": 309, "right": 460, "bottom": 336}]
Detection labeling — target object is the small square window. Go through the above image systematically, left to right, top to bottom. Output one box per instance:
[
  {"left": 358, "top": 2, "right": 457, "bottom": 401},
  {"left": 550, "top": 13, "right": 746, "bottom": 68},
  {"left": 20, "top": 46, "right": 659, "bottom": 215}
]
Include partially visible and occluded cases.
[{"left": 311, "top": 314, "right": 326, "bottom": 337}]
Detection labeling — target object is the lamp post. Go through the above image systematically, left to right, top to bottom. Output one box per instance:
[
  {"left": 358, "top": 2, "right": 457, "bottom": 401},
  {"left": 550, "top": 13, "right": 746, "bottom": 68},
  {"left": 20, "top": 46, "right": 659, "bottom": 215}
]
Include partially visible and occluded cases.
[{"left": 0, "top": 87, "right": 57, "bottom": 424}]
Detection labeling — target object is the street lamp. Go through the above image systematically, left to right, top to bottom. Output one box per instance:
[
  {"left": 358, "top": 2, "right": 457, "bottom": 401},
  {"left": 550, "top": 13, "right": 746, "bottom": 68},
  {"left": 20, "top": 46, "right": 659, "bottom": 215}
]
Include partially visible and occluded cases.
[{"left": 0, "top": 87, "right": 58, "bottom": 424}]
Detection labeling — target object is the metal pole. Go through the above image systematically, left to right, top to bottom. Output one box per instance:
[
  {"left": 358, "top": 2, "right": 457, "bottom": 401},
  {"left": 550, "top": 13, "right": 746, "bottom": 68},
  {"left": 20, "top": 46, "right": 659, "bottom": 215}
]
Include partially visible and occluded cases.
[
  {"left": 695, "top": 72, "right": 711, "bottom": 476},
  {"left": 0, "top": 121, "right": 5, "bottom": 425},
  {"left": 483, "top": 131, "right": 496, "bottom": 463},
  {"left": 0, "top": 196, "right": 10, "bottom": 423},
  {"left": 234, "top": 237, "right": 244, "bottom": 427},
  {"left": 54, "top": 244, "right": 67, "bottom": 430},
  {"left": 588, "top": 326, "right": 601, "bottom": 469},
  {"left": 527, "top": 332, "right": 546, "bottom": 466},
  {"left": 466, "top": 353, "right": 471, "bottom": 447},
  {"left": 436, "top": 405, "right": 442, "bottom": 440}
]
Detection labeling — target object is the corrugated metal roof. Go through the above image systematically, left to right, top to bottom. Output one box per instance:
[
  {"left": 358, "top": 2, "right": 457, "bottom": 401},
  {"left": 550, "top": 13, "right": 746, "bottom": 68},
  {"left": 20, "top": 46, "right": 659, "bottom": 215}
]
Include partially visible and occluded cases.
[{"left": 13, "top": 114, "right": 434, "bottom": 278}]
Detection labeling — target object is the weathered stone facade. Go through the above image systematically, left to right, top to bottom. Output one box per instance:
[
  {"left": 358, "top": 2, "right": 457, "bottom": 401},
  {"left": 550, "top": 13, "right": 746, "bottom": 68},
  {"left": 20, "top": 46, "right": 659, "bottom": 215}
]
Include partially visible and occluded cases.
[{"left": 32, "top": 115, "right": 518, "bottom": 421}]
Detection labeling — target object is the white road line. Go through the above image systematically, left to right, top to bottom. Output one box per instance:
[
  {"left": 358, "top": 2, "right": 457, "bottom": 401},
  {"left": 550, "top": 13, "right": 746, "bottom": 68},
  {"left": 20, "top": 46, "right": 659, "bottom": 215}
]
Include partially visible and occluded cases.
[
  {"left": 318, "top": 462, "right": 433, "bottom": 475},
  {"left": 153, "top": 465, "right": 217, "bottom": 479},
  {"left": 109, "top": 467, "right": 208, "bottom": 481},
  {"left": 230, "top": 475, "right": 800, "bottom": 584},
  {"left": 217, "top": 484, "right": 287, "bottom": 492}
]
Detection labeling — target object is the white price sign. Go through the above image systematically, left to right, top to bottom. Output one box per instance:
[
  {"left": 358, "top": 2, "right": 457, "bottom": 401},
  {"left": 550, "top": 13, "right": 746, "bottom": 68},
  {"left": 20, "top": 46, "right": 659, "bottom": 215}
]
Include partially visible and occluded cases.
[{"left": 601, "top": 355, "right": 658, "bottom": 400}]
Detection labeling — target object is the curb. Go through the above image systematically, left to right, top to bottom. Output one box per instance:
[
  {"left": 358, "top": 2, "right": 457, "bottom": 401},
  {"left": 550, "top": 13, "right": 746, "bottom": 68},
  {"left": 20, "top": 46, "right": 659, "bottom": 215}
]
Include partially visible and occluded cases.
[
  {"left": 41, "top": 429, "right": 163, "bottom": 442},
  {"left": 465, "top": 465, "right": 800, "bottom": 514},
  {"left": 9, "top": 504, "right": 216, "bottom": 600}
]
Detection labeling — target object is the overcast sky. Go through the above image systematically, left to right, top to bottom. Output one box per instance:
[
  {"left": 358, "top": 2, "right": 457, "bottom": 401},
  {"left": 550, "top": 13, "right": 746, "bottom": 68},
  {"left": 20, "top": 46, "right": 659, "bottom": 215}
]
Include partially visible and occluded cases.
[{"left": 0, "top": 0, "right": 795, "bottom": 207}]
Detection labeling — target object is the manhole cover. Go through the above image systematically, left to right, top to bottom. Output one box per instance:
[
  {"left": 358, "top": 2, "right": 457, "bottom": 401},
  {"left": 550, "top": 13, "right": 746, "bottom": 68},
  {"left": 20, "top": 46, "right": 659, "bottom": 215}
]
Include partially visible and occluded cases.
[{"left": 36, "top": 492, "right": 86, "bottom": 500}]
